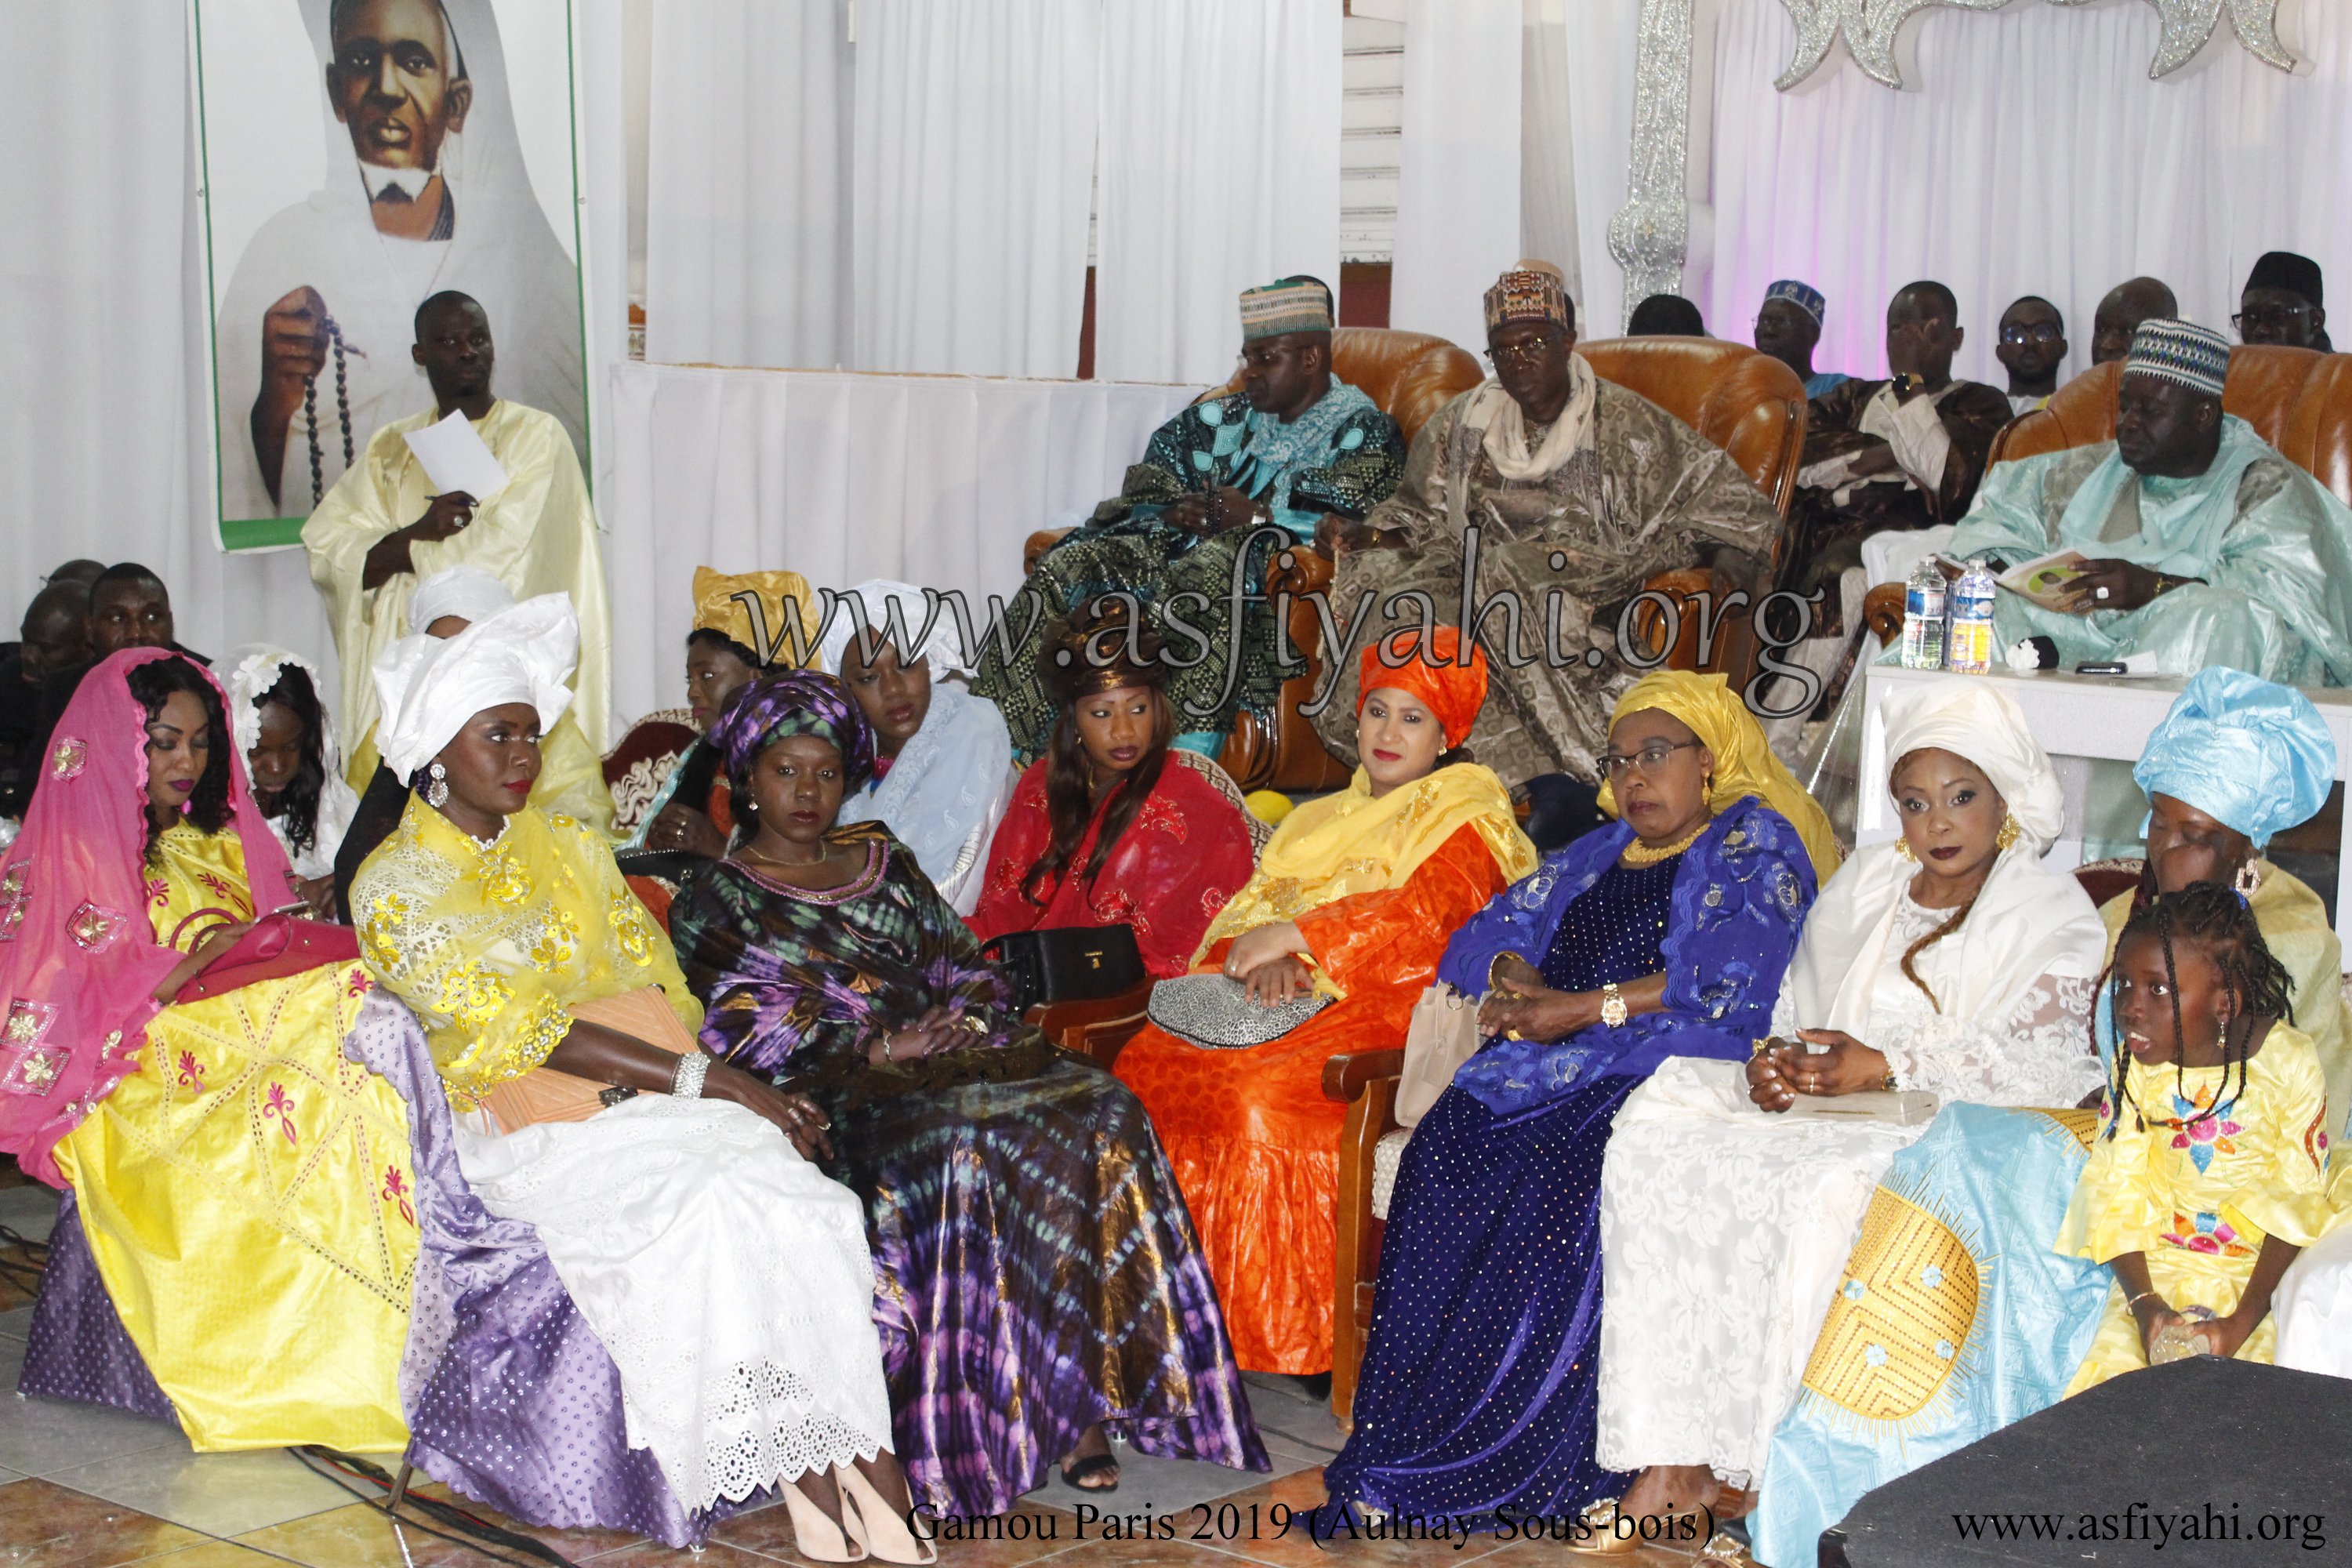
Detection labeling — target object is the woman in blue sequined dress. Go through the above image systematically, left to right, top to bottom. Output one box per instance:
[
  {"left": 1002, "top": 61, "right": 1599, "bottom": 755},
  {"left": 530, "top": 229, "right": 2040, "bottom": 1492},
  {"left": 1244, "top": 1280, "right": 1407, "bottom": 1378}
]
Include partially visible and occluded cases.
[{"left": 1315, "top": 672, "right": 1836, "bottom": 1537}]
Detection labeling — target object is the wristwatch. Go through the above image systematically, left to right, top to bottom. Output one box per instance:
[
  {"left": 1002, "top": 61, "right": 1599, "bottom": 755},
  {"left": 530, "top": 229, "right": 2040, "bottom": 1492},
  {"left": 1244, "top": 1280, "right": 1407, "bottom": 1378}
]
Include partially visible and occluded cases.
[{"left": 1599, "top": 982, "right": 1628, "bottom": 1029}]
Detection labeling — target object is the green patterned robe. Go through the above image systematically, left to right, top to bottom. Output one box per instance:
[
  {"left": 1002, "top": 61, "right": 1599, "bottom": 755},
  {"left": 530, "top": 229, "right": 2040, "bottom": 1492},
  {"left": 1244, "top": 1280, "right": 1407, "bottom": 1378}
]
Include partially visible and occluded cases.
[{"left": 972, "top": 381, "right": 1404, "bottom": 756}]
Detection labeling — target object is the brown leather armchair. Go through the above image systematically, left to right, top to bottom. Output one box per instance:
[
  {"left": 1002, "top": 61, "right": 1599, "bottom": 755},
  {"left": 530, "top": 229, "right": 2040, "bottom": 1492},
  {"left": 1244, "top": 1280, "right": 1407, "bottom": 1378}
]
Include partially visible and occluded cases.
[
  {"left": 1024, "top": 328, "right": 1483, "bottom": 793},
  {"left": 1580, "top": 338, "right": 1809, "bottom": 677},
  {"left": 1867, "top": 345, "right": 2352, "bottom": 638},
  {"left": 1991, "top": 345, "right": 2352, "bottom": 503}
]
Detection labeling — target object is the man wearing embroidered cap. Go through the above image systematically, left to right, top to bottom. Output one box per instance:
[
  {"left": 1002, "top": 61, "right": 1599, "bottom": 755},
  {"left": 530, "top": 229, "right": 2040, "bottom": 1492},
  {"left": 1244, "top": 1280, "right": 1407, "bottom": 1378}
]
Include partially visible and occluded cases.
[
  {"left": 1313, "top": 260, "right": 1784, "bottom": 787},
  {"left": 974, "top": 276, "right": 1406, "bottom": 760},
  {"left": 1754, "top": 278, "right": 1849, "bottom": 401},
  {"left": 1948, "top": 318, "right": 2352, "bottom": 684}
]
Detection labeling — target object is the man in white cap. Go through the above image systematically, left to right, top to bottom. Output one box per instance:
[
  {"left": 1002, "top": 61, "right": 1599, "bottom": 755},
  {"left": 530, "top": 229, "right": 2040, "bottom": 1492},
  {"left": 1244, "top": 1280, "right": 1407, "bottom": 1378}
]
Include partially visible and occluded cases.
[{"left": 1947, "top": 318, "right": 2352, "bottom": 682}]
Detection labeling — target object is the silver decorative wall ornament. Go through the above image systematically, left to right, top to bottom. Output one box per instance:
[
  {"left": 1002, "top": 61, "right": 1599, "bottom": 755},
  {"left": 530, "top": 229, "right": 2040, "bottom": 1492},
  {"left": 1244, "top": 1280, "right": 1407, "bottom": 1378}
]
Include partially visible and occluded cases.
[
  {"left": 1604, "top": 0, "right": 2299, "bottom": 319},
  {"left": 1606, "top": 0, "right": 1700, "bottom": 313},
  {"left": 1774, "top": 0, "right": 2298, "bottom": 90}
]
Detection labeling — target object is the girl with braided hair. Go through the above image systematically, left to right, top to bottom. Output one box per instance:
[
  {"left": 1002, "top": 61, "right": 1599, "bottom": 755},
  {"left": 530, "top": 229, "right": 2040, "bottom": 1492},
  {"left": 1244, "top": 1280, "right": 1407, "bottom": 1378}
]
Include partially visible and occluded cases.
[
  {"left": 1596, "top": 677, "right": 2103, "bottom": 1533},
  {"left": 2059, "top": 883, "right": 2337, "bottom": 1386}
]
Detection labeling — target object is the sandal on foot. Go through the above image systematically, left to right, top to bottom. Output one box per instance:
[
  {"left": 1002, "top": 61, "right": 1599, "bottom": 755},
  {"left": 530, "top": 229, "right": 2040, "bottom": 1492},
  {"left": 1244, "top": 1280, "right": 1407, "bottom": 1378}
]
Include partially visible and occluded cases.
[
  {"left": 1058, "top": 1453, "right": 1120, "bottom": 1494},
  {"left": 839, "top": 1467, "right": 937, "bottom": 1566},
  {"left": 1564, "top": 1498, "right": 1642, "bottom": 1556},
  {"left": 1693, "top": 1531, "right": 1755, "bottom": 1567}
]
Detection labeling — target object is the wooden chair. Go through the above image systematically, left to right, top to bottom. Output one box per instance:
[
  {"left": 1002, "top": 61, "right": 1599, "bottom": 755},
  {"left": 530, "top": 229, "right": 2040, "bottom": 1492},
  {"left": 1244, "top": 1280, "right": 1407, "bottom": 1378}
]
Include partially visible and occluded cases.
[
  {"left": 1866, "top": 345, "right": 2352, "bottom": 637},
  {"left": 1321, "top": 856, "right": 2136, "bottom": 1427}
]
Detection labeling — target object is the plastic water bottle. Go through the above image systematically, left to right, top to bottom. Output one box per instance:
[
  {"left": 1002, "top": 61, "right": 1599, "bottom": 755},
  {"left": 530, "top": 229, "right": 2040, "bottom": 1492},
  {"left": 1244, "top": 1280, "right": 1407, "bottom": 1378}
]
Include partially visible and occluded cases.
[
  {"left": 1900, "top": 560, "right": 1947, "bottom": 670},
  {"left": 1946, "top": 561, "right": 1998, "bottom": 675}
]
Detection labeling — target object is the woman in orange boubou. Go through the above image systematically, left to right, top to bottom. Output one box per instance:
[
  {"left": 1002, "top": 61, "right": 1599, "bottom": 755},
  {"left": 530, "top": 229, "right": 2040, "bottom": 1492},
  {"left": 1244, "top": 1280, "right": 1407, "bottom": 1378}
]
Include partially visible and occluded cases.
[{"left": 1115, "top": 626, "right": 1537, "bottom": 1374}]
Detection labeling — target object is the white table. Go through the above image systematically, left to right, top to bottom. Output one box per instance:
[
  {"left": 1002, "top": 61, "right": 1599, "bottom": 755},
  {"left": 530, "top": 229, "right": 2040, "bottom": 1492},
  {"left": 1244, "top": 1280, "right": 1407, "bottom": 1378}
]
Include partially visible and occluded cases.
[{"left": 1857, "top": 665, "right": 2352, "bottom": 916}]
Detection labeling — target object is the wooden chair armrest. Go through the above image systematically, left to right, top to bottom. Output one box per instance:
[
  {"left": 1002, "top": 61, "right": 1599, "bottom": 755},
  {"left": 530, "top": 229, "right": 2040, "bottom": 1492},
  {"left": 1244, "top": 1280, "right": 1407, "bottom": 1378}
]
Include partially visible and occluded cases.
[
  {"left": 1024, "top": 526, "right": 1079, "bottom": 578},
  {"left": 1269, "top": 543, "right": 1335, "bottom": 597},
  {"left": 1026, "top": 979, "right": 1156, "bottom": 1069},
  {"left": 1323, "top": 1047, "right": 1406, "bottom": 1102}
]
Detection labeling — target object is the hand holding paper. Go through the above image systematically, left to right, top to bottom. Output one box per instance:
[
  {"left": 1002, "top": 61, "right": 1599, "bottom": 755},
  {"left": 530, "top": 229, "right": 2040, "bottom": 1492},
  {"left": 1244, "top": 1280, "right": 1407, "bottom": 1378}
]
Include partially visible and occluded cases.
[{"left": 402, "top": 408, "right": 510, "bottom": 503}]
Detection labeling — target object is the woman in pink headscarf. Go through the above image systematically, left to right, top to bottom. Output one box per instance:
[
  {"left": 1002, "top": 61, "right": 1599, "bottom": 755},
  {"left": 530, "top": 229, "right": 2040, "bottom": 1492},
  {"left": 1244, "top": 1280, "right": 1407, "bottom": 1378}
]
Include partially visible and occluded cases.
[{"left": 0, "top": 649, "right": 414, "bottom": 1452}]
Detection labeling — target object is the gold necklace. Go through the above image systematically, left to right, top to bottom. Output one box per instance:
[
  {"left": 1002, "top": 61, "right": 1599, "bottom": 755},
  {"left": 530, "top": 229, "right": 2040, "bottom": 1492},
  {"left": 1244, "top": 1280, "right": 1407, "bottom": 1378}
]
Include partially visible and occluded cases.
[{"left": 1620, "top": 815, "right": 1711, "bottom": 866}]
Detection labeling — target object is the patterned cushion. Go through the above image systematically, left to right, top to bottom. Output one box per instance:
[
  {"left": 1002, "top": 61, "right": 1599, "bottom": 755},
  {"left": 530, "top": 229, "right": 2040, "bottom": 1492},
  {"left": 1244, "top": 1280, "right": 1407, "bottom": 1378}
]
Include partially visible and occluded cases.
[{"left": 1370, "top": 1127, "right": 1412, "bottom": 1221}]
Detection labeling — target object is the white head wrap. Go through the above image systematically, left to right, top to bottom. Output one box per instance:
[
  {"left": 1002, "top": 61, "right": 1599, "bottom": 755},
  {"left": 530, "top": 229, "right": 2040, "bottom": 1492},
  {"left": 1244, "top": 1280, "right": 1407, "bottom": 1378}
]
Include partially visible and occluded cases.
[
  {"left": 408, "top": 565, "right": 517, "bottom": 636},
  {"left": 817, "top": 579, "right": 972, "bottom": 679},
  {"left": 373, "top": 593, "right": 579, "bottom": 782},
  {"left": 223, "top": 645, "right": 345, "bottom": 778},
  {"left": 1782, "top": 677, "right": 2103, "bottom": 1039},
  {"left": 1879, "top": 677, "right": 2065, "bottom": 851}
]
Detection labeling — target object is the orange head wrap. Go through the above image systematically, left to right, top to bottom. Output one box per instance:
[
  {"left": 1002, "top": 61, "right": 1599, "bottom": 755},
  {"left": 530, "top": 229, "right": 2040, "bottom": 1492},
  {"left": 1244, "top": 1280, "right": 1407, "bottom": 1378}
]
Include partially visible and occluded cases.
[{"left": 1355, "top": 626, "right": 1488, "bottom": 750}]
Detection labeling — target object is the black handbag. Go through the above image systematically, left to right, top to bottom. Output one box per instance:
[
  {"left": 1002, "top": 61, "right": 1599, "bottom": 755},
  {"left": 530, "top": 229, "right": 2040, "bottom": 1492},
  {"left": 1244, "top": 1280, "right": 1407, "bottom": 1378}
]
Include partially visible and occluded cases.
[{"left": 980, "top": 925, "right": 1146, "bottom": 1013}]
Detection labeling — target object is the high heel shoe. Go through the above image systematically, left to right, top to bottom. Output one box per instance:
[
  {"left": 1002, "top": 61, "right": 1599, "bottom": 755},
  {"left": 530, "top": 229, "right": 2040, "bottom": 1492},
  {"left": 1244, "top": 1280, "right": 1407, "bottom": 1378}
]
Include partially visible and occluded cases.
[
  {"left": 839, "top": 1465, "right": 938, "bottom": 1566},
  {"left": 782, "top": 1480, "right": 868, "bottom": 1563}
]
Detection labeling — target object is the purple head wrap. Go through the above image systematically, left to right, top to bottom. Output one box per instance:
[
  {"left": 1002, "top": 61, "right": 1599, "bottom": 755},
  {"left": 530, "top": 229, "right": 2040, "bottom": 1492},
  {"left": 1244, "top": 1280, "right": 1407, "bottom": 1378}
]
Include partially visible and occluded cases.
[{"left": 708, "top": 670, "right": 879, "bottom": 804}]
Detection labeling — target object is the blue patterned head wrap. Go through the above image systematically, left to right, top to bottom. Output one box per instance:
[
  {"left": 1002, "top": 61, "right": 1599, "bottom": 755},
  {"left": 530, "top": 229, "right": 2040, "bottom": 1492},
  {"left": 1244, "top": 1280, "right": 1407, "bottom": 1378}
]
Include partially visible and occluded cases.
[
  {"left": 1764, "top": 279, "right": 1826, "bottom": 325},
  {"left": 2135, "top": 667, "right": 2336, "bottom": 849},
  {"left": 710, "top": 670, "right": 878, "bottom": 804}
]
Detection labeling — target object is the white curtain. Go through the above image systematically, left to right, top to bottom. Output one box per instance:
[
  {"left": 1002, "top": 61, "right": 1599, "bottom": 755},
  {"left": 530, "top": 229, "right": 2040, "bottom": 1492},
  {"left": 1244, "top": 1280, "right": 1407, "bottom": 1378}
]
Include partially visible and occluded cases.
[
  {"left": 644, "top": 0, "right": 851, "bottom": 369},
  {"left": 852, "top": 0, "right": 1100, "bottom": 377},
  {"left": 1094, "top": 0, "right": 1342, "bottom": 385},
  {"left": 1388, "top": 0, "right": 1522, "bottom": 354},
  {"left": 1520, "top": 0, "right": 1583, "bottom": 307},
  {"left": 1558, "top": 0, "right": 1645, "bottom": 334},
  {"left": 1703, "top": 0, "right": 2352, "bottom": 385},
  {"left": 0, "top": 3, "right": 328, "bottom": 677},
  {"left": 601, "top": 363, "right": 1200, "bottom": 722}
]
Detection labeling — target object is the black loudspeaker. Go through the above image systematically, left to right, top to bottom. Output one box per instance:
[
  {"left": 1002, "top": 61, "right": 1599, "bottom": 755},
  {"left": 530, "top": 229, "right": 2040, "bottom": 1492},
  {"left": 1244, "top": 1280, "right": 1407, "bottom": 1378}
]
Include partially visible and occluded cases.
[{"left": 1819, "top": 1358, "right": 2347, "bottom": 1566}]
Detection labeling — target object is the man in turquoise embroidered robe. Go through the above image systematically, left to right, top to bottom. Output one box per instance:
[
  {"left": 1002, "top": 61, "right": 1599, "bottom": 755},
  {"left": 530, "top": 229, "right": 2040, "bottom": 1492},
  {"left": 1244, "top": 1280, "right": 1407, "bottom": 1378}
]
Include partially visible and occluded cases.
[
  {"left": 973, "top": 277, "right": 1405, "bottom": 758},
  {"left": 1948, "top": 318, "right": 2352, "bottom": 686}
]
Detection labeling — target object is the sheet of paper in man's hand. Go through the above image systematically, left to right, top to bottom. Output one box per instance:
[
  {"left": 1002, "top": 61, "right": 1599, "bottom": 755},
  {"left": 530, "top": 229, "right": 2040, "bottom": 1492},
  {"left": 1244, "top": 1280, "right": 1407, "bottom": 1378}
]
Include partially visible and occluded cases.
[{"left": 402, "top": 409, "right": 509, "bottom": 502}]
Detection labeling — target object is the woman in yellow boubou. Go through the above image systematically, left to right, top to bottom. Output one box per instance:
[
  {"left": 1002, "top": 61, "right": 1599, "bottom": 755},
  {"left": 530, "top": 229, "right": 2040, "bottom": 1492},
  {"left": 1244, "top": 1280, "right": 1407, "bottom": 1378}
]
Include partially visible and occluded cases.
[{"left": 0, "top": 650, "right": 415, "bottom": 1452}]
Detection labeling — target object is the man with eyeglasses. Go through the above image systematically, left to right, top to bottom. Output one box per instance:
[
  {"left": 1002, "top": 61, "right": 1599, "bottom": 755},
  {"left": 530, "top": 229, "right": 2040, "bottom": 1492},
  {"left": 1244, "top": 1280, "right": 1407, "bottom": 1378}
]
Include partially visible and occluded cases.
[
  {"left": 2238, "top": 251, "right": 2332, "bottom": 353},
  {"left": 1309, "top": 260, "right": 1784, "bottom": 789},
  {"left": 971, "top": 276, "right": 1406, "bottom": 760},
  {"left": 2089, "top": 277, "right": 2178, "bottom": 366},
  {"left": 1752, "top": 279, "right": 1850, "bottom": 401},
  {"left": 1784, "top": 281, "right": 2014, "bottom": 603},
  {"left": 1995, "top": 296, "right": 2068, "bottom": 417},
  {"left": 1947, "top": 318, "right": 2352, "bottom": 686}
]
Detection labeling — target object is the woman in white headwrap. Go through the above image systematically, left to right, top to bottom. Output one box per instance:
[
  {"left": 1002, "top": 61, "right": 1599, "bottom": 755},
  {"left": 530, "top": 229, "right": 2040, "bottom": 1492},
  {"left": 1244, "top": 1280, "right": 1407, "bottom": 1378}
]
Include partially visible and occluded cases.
[
  {"left": 336, "top": 567, "right": 613, "bottom": 919},
  {"left": 818, "top": 579, "right": 1014, "bottom": 914},
  {"left": 350, "top": 593, "right": 924, "bottom": 1562},
  {"left": 224, "top": 645, "right": 362, "bottom": 907},
  {"left": 1592, "top": 677, "right": 2107, "bottom": 1533}
]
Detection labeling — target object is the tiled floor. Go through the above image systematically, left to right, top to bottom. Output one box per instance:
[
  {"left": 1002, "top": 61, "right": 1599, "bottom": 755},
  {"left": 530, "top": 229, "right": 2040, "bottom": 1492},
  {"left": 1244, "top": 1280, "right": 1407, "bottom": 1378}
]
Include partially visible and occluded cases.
[{"left": 0, "top": 1175, "right": 1702, "bottom": 1567}]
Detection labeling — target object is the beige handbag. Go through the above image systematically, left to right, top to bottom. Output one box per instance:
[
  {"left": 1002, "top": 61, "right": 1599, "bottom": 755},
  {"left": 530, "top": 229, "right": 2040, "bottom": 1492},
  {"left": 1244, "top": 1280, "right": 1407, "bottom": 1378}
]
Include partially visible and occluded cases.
[
  {"left": 1396, "top": 983, "right": 1483, "bottom": 1128},
  {"left": 481, "top": 987, "right": 701, "bottom": 1134}
]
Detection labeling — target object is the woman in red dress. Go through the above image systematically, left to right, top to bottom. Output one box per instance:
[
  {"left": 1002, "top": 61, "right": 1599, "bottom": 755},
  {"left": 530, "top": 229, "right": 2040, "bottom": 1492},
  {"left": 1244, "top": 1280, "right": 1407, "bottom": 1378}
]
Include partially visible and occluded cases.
[{"left": 967, "top": 611, "right": 1260, "bottom": 979}]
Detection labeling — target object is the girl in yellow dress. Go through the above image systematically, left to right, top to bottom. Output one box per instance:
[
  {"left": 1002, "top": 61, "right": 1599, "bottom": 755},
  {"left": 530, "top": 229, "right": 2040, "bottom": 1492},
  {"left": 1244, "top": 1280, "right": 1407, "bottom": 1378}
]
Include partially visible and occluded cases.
[
  {"left": 1, "top": 650, "right": 415, "bottom": 1451},
  {"left": 2060, "top": 884, "right": 2339, "bottom": 1388}
]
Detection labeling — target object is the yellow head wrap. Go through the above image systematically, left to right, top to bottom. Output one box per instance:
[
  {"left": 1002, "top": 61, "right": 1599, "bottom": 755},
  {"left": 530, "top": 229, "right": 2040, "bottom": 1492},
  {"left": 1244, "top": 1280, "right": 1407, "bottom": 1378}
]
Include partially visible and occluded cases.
[
  {"left": 690, "top": 567, "right": 820, "bottom": 669},
  {"left": 1595, "top": 670, "right": 1842, "bottom": 880}
]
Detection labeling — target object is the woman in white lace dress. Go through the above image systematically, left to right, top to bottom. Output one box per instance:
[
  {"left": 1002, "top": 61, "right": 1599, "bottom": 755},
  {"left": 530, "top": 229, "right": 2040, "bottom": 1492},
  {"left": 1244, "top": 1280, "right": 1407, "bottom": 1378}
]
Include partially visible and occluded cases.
[{"left": 1595, "top": 678, "right": 2107, "bottom": 1529}]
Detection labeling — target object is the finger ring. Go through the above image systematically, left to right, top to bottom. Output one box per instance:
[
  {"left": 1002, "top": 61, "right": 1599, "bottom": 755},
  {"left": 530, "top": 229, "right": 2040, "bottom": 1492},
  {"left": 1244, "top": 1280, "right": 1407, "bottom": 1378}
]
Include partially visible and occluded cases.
[
  {"left": 2093, "top": 586, "right": 2111, "bottom": 601},
  {"left": 1505, "top": 1029, "right": 1523, "bottom": 1041}
]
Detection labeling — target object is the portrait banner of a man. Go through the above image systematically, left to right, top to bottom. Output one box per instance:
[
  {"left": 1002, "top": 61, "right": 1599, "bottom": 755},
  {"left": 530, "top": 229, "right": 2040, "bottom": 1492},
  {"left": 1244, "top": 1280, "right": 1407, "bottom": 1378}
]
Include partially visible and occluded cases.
[{"left": 194, "top": 0, "right": 588, "bottom": 549}]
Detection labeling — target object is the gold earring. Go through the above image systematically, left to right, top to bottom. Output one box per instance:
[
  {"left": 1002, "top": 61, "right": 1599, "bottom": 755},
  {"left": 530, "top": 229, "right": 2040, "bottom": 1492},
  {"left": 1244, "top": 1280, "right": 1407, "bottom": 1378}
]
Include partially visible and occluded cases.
[
  {"left": 1995, "top": 813, "right": 2020, "bottom": 851},
  {"left": 1894, "top": 837, "right": 1916, "bottom": 862}
]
